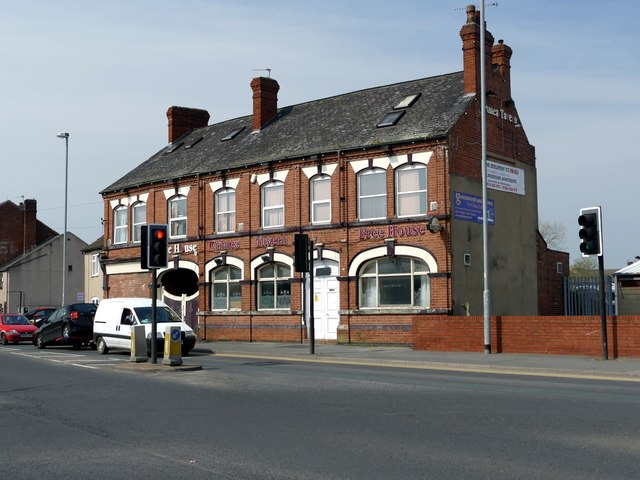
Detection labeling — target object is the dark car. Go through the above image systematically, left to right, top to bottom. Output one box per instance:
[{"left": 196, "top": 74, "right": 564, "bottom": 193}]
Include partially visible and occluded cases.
[
  {"left": 34, "top": 303, "right": 97, "bottom": 350},
  {"left": 24, "top": 307, "right": 57, "bottom": 328}
]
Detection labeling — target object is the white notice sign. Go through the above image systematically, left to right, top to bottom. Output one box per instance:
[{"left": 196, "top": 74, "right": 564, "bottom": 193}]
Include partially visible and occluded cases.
[{"left": 487, "top": 160, "right": 525, "bottom": 195}]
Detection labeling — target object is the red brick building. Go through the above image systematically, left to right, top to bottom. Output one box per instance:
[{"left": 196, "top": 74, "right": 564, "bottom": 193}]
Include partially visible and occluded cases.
[
  {"left": 100, "top": 6, "right": 566, "bottom": 344},
  {"left": 0, "top": 199, "right": 57, "bottom": 267}
]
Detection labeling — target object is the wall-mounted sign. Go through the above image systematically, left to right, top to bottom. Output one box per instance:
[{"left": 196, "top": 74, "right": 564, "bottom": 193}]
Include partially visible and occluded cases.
[
  {"left": 485, "top": 105, "right": 519, "bottom": 125},
  {"left": 487, "top": 160, "right": 525, "bottom": 195},
  {"left": 454, "top": 191, "right": 495, "bottom": 225},
  {"left": 359, "top": 224, "right": 427, "bottom": 240},
  {"left": 256, "top": 236, "right": 289, "bottom": 248},
  {"left": 208, "top": 240, "right": 240, "bottom": 251},
  {"left": 169, "top": 243, "right": 198, "bottom": 256}
]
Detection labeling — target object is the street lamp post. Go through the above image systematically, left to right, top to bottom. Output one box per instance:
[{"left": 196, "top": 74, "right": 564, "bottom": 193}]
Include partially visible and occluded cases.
[
  {"left": 480, "top": 3, "right": 491, "bottom": 354},
  {"left": 57, "top": 132, "right": 69, "bottom": 306}
]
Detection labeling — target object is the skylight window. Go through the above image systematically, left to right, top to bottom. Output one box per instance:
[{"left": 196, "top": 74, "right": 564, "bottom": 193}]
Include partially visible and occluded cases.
[
  {"left": 394, "top": 93, "right": 421, "bottom": 109},
  {"left": 377, "top": 110, "right": 406, "bottom": 128},
  {"left": 221, "top": 126, "right": 246, "bottom": 142},
  {"left": 184, "top": 137, "right": 203, "bottom": 149},
  {"left": 165, "top": 141, "right": 184, "bottom": 153}
]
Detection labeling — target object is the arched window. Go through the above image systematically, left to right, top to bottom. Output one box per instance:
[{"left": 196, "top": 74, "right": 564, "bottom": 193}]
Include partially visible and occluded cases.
[
  {"left": 396, "top": 163, "right": 427, "bottom": 218},
  {"left": 358, "top": 168, "right": 387, "bottom": 220},
  {"left": 310, "top": 175, "right": 331, "bottom": 224},
  {"left": 262, "top": 181, "right": 284, "bottom": 228},
  {"left": 215, "top": 188, "right": 236, "bottom": 233},
  {"left": 169, "top": 195, "right": 187, "bottom": 238},
  {"left": 132, "top": 201, "right": 147, "bottom": 243},
  {"left": 113, "top": 205, "right": 128, "bottom": 244},
  {"left": 359, "top": 257, "right": 430, "bottom": 308},
  {"left": 258, "top": 263, "right": 291, "bottom": 309},
  {"left": 210, "top": 266, "right": 242, "bottom": 310}
]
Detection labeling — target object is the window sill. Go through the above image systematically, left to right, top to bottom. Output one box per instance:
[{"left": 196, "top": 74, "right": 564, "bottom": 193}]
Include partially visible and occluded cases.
[
  {"left": 341, "top": 308, "right": 445, "bottom": 315},
  {"left": 198, "top": 310, "right": 294, "bottom": 316}
]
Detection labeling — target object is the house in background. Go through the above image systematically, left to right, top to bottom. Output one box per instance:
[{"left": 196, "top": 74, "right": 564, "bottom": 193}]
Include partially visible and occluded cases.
[
  {"left": 98, "top": 6, "right": 566, "bottom": 344},
  {"left": 0, "top": 198, "right": 88, "bottom": 313},
  {"left": 0, "top": 199, "right": 57, "bottom": 266},
  {"left": 0, "top": 232, "right": 87, "bottom": 313},
  {"left": 82, "top": 236, "right": 105, "bottom": 305}
]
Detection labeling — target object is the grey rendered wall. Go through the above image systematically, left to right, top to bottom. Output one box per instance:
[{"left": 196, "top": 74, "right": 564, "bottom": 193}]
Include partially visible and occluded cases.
[
  {"left": 449, "top": 161, "right": 539, "bottom": 316},
  {"left": 9, "top": 234, "right": 88, "bottom": 312}
]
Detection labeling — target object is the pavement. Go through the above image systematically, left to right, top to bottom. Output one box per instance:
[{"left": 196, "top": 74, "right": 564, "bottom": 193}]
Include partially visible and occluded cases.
[
  {"left": 114, "top": 340, "right": 640, "bottom": 381},
  {"left": 191, "top": 341, "right": 640, "bottom": 381}
]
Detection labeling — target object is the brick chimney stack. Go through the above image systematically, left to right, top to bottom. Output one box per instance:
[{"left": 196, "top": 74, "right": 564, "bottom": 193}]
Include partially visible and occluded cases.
[
  {"left": 460, "top": 4, "right": 495, "bottom": 95},
  {"left": 492, "top": 39, "right": 513, "bottom": 99},
  {"left": 251, "top": 77, "right": 280, "bottom": 131},
  {"left": 166, "top": 106, "right": 210, "bottom": 144},
  {"left": 21, "top": 198, "right": 37, "bottom": 253}
]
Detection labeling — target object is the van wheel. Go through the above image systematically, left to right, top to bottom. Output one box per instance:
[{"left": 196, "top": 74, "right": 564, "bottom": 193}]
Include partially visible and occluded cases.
[
  {"left": 35, "top": 334, "right": 45, "bottom": 349},
  {"left": 96, "top": 337, "right": 109, "bottom": 355}
]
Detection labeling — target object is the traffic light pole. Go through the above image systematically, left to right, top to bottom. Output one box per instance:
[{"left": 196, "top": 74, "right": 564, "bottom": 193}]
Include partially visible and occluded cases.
[
  {"left": 309, "top": 240, "right": 315, "bottom": 355},
  {"left": 598, "top": 255, "right": 608, "bottom": 360},
  {"left": 151, "top": 268, "right": 158, "bottom": 363}
]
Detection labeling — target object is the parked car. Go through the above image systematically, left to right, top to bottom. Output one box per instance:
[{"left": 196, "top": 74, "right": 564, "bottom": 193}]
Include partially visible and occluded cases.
[
  {"left": 93, "top": 298, "right": 196, "bottom": 356},
  {"left": 33, "top": 303, "right": 97, "bottom": 350},
  {"left": 24, "top": 307, "right": 57, "bottom": 328},
  {"left": 0, "top": 314, "right": 37, "bottom": 344}
]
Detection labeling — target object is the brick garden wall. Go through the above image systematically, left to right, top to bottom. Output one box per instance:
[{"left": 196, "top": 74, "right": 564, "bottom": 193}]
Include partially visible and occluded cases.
[
  {"left": 200, "top": 314, "right": 304, "bottom": 343},
  {"left": 413, "top": 315, "right": 640, "bottom": 358}
]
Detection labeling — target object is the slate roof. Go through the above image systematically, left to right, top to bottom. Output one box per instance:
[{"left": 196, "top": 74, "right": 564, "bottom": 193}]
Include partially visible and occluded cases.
[
  {"left": 102, "top": 71, "right": 473, "bottom": 194},
  {"left": 81, "top": 235, "right": 104, "bottom": 254}
]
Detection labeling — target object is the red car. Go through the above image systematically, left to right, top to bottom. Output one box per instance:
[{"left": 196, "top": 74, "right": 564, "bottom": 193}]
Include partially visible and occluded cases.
[{"left": 0, "top": 314, "right": 37, "bottom": 344}]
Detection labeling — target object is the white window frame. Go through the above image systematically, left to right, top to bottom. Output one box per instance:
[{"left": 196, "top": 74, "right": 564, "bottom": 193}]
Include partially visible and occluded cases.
[
  {"left": 395, "top": 163, "right": 427, "bottom": 218},
  {"left": 358, "top": 168, "right": 387, "bottom": 221},
  {"left": 311, "top": 175, "right": 331, "bottom": 224},
  {"left": 261, "top": 181, "right": 284, "bottom": 229},
  {"left": 215, "top": 188, "right": 236, "bottom": 234},
  {"left": 169, "top": 195, "right": 187, "bottom": 239},
  {"left": 132, "top": 201, "right": 147, "bottom": 243},
  {"left": 113, "top": 205, "right": 128, "bottom": 244},
  {"left": 91, "top": 253, "right": 100, "bottom": 277},
  {"left": 358, "top": 256, "right": 430, "bottom": 309},
  {"left": 257, "top": 262, "right": 291, "bottom": 310},
  {"left": 210, "top": 266, "right": 242, "bottom": 311}
]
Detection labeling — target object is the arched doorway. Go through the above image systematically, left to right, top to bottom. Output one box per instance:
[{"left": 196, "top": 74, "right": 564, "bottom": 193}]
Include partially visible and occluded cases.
[
  {"left": 305, "top": 259, "right": 340, "bottom": 340},
  {"left": 160, "top": 267, "right": 199, "bottom": 331}
]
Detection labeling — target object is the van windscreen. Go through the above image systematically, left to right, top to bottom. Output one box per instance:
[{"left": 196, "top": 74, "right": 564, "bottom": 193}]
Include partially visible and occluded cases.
[{"left": 134, "top": 307, "right": 182, "bottom": 324}]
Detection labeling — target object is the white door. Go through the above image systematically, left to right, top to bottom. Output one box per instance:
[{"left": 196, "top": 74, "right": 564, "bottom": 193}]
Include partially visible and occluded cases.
[{"left": 307, "top": 260, "right": 340, "bottom": 340}]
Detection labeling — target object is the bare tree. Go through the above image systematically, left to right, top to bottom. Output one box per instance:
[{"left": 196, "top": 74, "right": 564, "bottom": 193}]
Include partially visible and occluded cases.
[{"left": 539, "top": 220, "right": 566, "bottom": 251}]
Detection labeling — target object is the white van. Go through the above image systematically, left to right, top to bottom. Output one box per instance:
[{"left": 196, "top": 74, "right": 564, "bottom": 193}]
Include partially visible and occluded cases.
[{"left": 93, "top": 298, "right": 196, "bottom": 356}]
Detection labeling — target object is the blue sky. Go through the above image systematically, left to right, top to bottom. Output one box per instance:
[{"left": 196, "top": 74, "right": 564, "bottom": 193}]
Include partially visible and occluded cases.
[{"left": 2, "top": 0, "right": 638, "bottom": 268}]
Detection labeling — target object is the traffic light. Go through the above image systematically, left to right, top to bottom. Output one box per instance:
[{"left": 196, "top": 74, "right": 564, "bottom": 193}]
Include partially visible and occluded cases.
[
  {"left": 578, "top": 207, "right": 602, "bottom": 257},
  {"left": 147, "top": 224, "right": 168, "bottom": 268},
  {"left": 140, "top": 225, "right": 148, "bottom": 269},
  {"left": 294, "top": 233, "right": 310, "bottom": 272}
]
